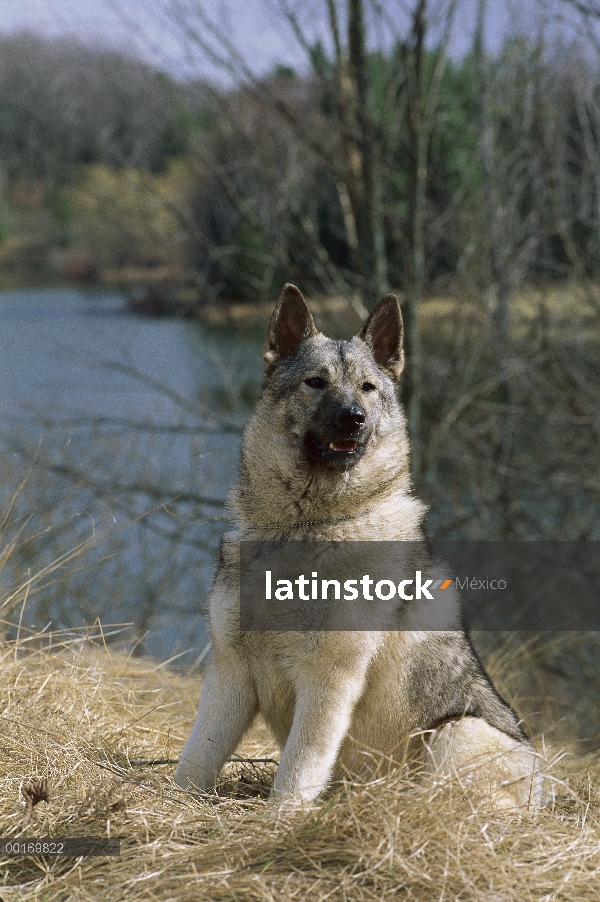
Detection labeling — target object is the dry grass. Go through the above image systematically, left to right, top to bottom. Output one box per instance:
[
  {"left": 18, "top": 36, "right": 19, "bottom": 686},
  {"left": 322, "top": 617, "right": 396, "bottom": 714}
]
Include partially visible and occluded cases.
[{"left": 0, "top": 629, "right": 599, "bottom": 902}]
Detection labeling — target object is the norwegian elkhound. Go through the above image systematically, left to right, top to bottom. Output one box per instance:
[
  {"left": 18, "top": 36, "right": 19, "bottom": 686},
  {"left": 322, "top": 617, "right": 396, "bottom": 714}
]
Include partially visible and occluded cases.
[{"left": 175, "top": 284, "right": 542, "bottom": 807}]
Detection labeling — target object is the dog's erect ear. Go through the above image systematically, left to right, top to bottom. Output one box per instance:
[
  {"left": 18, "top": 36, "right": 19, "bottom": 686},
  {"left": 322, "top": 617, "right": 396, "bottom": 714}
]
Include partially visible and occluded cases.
[
  {"left": 264, "top": 284, "right": 318, "bottom": 365},
  {"left": 357, "top": 293, "right": 404, "bottom": 379}
]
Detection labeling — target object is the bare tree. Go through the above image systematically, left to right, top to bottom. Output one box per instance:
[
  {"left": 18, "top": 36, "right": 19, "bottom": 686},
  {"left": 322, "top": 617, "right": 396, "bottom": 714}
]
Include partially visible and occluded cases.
[{"left": 399, "top": 0, "right": 458, "bottom": 479}]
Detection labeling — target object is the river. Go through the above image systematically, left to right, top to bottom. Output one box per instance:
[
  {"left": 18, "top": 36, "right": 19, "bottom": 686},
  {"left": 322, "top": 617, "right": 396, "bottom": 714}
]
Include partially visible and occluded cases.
[{"left": 0, "top": 287, "right": 264, "bottom": 662}]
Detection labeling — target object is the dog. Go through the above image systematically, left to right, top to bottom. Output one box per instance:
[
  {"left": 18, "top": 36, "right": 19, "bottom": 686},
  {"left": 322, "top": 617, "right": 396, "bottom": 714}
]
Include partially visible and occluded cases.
[{"left": 175, "top": 283, "right": 542, "bottom": 807}]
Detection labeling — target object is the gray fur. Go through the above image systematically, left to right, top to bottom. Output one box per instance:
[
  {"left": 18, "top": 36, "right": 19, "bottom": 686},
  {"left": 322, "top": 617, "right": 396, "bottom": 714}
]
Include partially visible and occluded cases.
[{"left": 175, "top": 284, "right": 543, "bottom": 807}]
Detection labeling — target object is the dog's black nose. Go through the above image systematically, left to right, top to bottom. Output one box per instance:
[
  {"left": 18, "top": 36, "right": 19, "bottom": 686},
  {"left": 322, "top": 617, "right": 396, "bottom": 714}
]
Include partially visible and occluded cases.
[{"left": 335, "top": 405, "right": 366, "bottom": 428}]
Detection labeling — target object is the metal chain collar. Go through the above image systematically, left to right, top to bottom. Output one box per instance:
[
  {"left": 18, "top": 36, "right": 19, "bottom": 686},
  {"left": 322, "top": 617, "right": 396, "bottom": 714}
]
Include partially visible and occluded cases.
[{"left": 245, "top": 508, "right": 376, "bottom": 531}]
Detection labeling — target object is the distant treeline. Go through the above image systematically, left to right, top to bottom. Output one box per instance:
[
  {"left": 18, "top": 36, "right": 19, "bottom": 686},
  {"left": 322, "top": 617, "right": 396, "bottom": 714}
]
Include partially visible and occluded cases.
[
  {"left": 1, "top": 28, "right": 600, "bottom": 303},
  {"left": 0, "top": 35, "right": 193, "bottom": 178}
]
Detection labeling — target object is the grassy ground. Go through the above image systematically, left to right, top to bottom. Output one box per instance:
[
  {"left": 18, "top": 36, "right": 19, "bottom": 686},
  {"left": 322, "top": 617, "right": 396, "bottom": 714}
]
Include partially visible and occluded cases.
[{"left": 1, "top": 629, "right": 599, "bottom": 902}]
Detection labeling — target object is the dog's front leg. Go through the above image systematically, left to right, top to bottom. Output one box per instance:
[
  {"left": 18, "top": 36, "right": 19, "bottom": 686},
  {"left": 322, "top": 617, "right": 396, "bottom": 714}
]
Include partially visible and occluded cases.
[
  {"left": 174, "top": 654, "right": 257, "bottom": 793},
  {"left": 273, "top": 670, "right": 366, "bottom": 801}
]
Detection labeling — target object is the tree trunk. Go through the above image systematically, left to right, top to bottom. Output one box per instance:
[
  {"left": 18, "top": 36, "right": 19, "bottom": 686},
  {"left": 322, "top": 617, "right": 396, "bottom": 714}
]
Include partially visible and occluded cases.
[
  {"left": 344, "top": 0, "right": 388, "bottom": 305},
  {"left": 403, "top": 0, "right": 427, "bottom": 483},
  {"left": 474, "top": 0, "right": 513, "bottom": 534}
]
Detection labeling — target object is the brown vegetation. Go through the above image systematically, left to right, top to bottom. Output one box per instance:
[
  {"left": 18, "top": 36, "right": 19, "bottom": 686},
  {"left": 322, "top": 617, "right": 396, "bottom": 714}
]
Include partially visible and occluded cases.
[{"left": 0, "top": 627, "right": 599, "bottom": 901}]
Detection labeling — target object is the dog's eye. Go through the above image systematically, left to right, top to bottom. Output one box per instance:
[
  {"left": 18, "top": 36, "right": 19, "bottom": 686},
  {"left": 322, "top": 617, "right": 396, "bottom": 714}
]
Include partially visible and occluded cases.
[
  {"left": 305, "top": 377, "right": 327, "bottom": 389},
  {"left": 361, "top": 382, "right": 376, "bottom": 392}
]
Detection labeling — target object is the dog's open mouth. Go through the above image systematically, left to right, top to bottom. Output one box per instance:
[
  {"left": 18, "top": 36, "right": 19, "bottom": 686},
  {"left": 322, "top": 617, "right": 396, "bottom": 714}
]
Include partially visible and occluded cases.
[
  {"left": 304, "top": 432, "right": 366, "bottom": 468},
  {"left": 329, "top": 440, "right": 357, "bottom": 453}
]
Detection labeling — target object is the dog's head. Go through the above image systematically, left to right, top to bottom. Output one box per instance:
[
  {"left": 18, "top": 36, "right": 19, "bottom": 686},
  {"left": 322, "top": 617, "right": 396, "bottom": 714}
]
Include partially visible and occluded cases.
[{"left": 261, "top": 284, "right": 405, "bottom": 471}]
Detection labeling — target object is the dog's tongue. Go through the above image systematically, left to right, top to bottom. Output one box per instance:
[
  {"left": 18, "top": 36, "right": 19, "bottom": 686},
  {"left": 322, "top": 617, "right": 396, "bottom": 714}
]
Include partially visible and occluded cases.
[{"left": 330, "top": 440, "right": 357, "bottom": 452}]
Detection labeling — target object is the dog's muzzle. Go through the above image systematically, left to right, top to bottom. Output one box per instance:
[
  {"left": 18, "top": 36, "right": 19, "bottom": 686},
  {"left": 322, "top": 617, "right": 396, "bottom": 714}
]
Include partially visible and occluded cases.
[{"left": 304, "top": 405, "right": 369, "bottom": 469}]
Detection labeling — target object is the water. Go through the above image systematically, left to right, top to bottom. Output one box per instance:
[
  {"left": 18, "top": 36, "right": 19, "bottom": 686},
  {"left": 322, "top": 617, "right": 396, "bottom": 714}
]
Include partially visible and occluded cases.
[{"left": 0, "top": 288, "right": 264, "bottom": 662}]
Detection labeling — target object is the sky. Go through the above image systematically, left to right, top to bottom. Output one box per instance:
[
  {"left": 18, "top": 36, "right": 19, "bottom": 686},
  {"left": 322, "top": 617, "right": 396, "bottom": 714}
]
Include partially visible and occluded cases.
[
  {"left": 0, "top": 0, "right": 590, "bottom": 82},
  {"left": 0, "top": 0, "right": 311, "bottom": 78}
]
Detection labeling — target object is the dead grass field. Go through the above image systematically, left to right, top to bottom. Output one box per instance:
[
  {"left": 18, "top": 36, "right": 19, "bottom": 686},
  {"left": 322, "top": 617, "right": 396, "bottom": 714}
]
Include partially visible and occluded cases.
[{"left": 1, "top": 629, "right": 599, "bottom": 902}]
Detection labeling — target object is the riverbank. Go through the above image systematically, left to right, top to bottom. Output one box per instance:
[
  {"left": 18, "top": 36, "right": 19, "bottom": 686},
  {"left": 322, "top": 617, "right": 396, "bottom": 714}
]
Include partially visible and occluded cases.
[
  {"left": 0, "top": 253, "right": 365, "bottom": 325},
  {"left": 2, "top": 260, "right": 598, "bottom": 335},
  {"left": 1, "top": 629, "right": 599, "bottom": 901}
]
